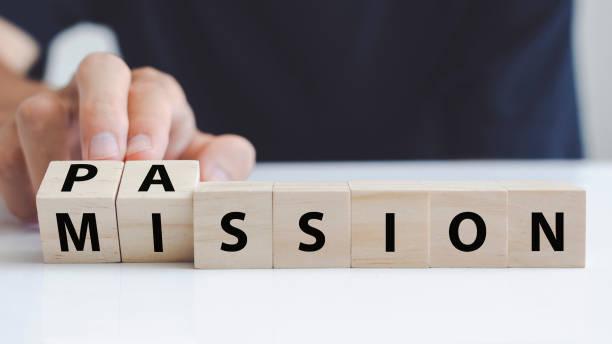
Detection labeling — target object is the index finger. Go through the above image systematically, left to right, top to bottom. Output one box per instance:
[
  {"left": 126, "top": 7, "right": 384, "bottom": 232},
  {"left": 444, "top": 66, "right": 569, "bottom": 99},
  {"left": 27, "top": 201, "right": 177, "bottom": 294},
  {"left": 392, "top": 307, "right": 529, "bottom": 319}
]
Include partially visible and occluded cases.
[{"left": 75, "top": 53, "right": 131, "bottom": 160}]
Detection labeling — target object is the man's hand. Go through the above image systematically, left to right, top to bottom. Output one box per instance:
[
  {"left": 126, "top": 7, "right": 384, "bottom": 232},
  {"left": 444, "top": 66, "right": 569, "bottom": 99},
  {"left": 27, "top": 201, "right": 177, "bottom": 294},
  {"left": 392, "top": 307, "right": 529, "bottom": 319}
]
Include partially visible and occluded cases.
[{"left": 0, "top": 52, "right": 256, "bottom": 222}]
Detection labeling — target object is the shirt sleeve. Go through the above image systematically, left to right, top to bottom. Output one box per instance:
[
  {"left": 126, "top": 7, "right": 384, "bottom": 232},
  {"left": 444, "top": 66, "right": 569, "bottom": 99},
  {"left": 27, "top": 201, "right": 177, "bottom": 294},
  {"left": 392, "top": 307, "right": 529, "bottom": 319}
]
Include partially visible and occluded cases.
[{"left": 1, "top": 0, "right": 93, "bottom": 79}]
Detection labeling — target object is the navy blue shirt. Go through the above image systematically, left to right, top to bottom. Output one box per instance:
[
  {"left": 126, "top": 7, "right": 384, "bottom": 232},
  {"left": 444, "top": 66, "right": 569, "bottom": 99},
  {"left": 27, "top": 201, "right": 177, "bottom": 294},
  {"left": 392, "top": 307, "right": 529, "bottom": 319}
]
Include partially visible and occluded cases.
[{"left": 4, "top": 0, "right": 582, "bottom": 160}]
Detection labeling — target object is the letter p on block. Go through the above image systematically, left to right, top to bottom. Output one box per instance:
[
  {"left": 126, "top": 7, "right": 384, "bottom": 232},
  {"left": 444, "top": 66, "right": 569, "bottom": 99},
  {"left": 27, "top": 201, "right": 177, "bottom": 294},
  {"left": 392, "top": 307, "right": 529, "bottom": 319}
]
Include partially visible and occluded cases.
[{"left": 36, "top": 161, "right": 124, "bottom": 263}]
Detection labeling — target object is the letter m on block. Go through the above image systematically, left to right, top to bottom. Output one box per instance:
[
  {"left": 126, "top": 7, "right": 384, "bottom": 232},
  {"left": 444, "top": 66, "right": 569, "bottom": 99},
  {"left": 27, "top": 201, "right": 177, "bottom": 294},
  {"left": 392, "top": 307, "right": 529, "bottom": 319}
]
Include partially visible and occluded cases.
[{"left": 56, "top": 213, "right": 100, "bottom": 252}]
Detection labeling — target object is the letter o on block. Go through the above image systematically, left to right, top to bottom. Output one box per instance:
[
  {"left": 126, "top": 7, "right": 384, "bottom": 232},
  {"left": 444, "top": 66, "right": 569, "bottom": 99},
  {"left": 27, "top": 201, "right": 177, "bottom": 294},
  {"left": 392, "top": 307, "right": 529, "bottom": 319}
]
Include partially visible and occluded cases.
[{"left": 429, "top": 183, "right": 507, "bottom": 267}]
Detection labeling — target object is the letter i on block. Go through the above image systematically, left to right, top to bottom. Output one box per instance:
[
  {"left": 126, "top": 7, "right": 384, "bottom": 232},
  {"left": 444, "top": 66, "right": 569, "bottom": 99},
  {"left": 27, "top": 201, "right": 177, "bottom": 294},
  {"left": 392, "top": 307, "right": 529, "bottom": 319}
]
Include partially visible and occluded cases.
[
  {"left": 36, "top": 161, "right": 123, "bottom": 263},
  {"left": 116, "top": 161, "right": 199, "bottom": 262},
  {"left": 349, "top": 181, "right": 429, "bottom": 267},
  {"left": 194, "top": 182, "right": 273, "bottom": 269},
  {"left": 273, "top": 182, "right": 351, "bottom": 268},
  {"left": 505, "top": 182, "right": 586, "bottom": 267},
  {"left": 429, "top": 183, "right": 508, "bottom": 267}
]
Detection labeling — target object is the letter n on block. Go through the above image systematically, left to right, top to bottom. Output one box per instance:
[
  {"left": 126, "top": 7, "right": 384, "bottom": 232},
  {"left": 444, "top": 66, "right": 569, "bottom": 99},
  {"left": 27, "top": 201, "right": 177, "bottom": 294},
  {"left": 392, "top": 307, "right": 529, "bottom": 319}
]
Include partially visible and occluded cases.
[
  {"left": 116, "top": 160, "right": 199, "bottom": 262},
  {"left": 36, "top": 161, "right": 123, "bottom": 263},
  {"left": 194, "top": 182, "right": 273, "bottom": 269},
  {"left": 273, "top": 182, "right": 351, "bottom": 268},
  {"left": 505, "top": 182, "right": 586, "bottom": 267},
  {"left": 429, "top": 183, "right": 508, "bottom": 267}
]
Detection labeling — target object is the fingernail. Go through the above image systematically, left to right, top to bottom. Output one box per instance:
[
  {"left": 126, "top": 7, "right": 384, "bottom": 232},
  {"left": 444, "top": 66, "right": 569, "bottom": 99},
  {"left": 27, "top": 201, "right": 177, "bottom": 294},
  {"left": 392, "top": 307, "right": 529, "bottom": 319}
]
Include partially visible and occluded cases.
[
  {"left": 89, "top": 132, "right": 119, "bottom": 159},
  {"left": 127, "top": 134, "right": 153, "bottom": 156},
  {"left": 207, "top": 165, "right": 230, "bottom": 181}
]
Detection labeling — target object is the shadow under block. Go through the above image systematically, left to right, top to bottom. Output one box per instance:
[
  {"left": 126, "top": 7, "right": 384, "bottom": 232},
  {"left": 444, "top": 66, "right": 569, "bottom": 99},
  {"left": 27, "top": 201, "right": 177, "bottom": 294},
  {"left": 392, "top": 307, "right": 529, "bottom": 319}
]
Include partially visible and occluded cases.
[
  {"left": 116, "top": 160, "right": 199, "bottom": 262},
  {"left": 36, "top": 161, "right": 123, "bottom": 263},
  {"left": 349, "top": 181, "right": 429, "bottom": 268},
  {"left": 194, "top": 182, "right": 273, "bottom": 269},
  {"left": 273, "top": 182, "right": 351, "bottom": 268},
  {"left": 505, "top": 182, "right": 586, "bottom": 267},
  {"left": 429, "top": 183, "right": 508, "bottom": 267}
]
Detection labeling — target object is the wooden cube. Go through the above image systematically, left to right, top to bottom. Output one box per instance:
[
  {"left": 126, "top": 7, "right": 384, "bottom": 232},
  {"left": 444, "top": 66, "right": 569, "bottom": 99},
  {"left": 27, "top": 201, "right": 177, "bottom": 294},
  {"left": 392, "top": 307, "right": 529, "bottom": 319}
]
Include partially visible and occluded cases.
[
  {"left": 116, "top": 160, "right": 199, "bottom": 262},
  {"left": 36, "top": 161, "right": 123, "bottom": 263},
  {"left": 349, "top": 181, "right": 429, "bottom": 268},
  {"left": 505, "top": 181, "right": 586, "bottom": 267},
  {"left": 194, "top": 182, "right": 273, "bottom": 269},
  {"left": 273, "top": 182, "right": 351, "bottom": 268},
  {"left": 429, "top": 183, "right": 508, "bottom": 267}
]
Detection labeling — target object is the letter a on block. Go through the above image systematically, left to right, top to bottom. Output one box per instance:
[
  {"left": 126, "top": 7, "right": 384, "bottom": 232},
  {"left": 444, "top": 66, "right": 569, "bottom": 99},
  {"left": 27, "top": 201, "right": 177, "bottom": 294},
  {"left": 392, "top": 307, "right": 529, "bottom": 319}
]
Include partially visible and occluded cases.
[
  {"left": 116, "top": 160, "right": 199, "bottom": 262},
  {"left": 36, "top": 161, "right": 123, "bottom": 263},
  {"left": 504, "top": 181, "right": 586, "bottom": 267}
]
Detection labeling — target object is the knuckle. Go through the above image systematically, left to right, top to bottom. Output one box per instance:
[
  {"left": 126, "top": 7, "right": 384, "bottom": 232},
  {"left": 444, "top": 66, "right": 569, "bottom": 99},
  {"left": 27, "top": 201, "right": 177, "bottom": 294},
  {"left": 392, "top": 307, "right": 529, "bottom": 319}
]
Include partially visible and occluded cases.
[
  {"left": 77, "top": 52, "right": 130, "bottom": 79},
  {"left": 132, "top": 66, "right": 162, "bottom": 80},
  {"left": 133, "top": 67, "right": 181, "bottom": 97},
  {"left": 129, "top": 78, "right": 161, "bottom": 97},
  {"left": 15, "top": 93, "right": 62, "bottom": 131},
  {"left": 220, "top": 134, "right": 256, "bottom": 159}
]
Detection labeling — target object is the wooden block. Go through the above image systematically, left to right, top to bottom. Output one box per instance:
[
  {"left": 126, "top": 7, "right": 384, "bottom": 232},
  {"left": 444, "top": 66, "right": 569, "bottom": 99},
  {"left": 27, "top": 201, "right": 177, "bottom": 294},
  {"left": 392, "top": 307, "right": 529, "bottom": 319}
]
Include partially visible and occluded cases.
[
  {"left": 116, "top": 160, "right": 199, "bottom": 262},
  {"left": 36, "top": 161, "right": 123, "bottom": 263},
  {"left": 349, "top": 181, "right": 429, "bottom": 267},
  {"left": 505, "top": 181, "right": 586, "bottom": 267},
  {"left": 194, "top": 182, "right": 273, "bottom": 269},
  {"left": 273, "top": 182, "right": 350, "bottom": 268},
  {"left": 429, "top": 183, "right": 507, "bottom": 267}
]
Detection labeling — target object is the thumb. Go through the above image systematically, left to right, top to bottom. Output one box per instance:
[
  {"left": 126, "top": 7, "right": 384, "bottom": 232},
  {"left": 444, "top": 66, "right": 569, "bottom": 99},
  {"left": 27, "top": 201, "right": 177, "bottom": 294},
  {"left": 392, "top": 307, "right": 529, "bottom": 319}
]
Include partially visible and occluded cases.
[{"left": 180, "top": 131, "right": 256, "bottom": 181}]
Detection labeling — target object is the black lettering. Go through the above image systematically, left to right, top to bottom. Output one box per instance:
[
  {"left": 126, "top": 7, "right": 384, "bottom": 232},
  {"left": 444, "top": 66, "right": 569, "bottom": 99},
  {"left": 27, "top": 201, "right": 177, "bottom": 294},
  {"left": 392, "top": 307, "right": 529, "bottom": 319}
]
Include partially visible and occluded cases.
[
  {"left": 61, "top": 164, "right": 98, "bottom": 192},
  {"left": 138, "top": 165, "right": 175, "bottom": 192},
  {"left": 220, "top": 212, "right": 248, "bottom": 252},
  {"left": 298, "top": 212, "right": 325, "bottom": 252},
  {"left": 449, "top": 212, "right": 486, "bottom": 252},
  {"left": 532, "top": 212, "right": 564, "bottom": 251},
  {"left": 56, "top": 213, "right": 100, "bottom": 251},
  {"left": 152, "top": 213, "right": 163, "bottom": 252},
  {"left": 386, "top": 213, "right": 395, "bottom": 252}
]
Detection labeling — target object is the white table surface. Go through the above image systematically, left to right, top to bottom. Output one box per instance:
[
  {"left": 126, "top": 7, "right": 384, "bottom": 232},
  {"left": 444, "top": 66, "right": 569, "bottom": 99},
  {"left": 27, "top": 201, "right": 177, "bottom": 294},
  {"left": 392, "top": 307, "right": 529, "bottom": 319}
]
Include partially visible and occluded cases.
[{"left": 1, "top": 160, "right": 611, "bottom": 344}]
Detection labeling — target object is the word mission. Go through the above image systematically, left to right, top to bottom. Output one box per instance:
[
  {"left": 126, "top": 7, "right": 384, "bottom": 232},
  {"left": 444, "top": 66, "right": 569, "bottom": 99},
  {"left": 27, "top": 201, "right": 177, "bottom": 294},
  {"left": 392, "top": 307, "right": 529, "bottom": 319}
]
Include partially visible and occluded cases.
[{"left": 36, "top": 161, "right": 586, "bottom": 268}]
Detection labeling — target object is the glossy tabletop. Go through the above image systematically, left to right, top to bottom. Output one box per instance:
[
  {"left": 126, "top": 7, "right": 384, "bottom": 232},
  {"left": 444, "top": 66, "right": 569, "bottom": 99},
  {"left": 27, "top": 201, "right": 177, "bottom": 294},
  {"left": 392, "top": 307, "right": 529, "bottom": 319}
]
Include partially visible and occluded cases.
[{"left": 1, "top": 161, "right": 610, "bottom": 343}]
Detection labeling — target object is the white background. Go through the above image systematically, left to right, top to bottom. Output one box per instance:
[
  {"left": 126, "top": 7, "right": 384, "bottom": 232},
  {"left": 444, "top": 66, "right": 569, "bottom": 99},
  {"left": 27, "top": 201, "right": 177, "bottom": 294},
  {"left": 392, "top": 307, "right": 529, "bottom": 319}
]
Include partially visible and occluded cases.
[
  {"left": 42, "top": 1, "right": 612, "bottom": 159},
  {"left": 1, "top": 161, "right": 611, "bottom": 343}
]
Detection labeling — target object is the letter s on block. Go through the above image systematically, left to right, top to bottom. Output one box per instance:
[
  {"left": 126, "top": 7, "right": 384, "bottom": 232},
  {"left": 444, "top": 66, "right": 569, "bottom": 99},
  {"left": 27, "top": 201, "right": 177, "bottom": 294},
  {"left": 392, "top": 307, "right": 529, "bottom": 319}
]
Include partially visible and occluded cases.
[
  {"left": 220, "top": 212, "right": 248, "bottom": 252},
  {"left": 298, "top": 212, "right": 325, "bottom": 252}
]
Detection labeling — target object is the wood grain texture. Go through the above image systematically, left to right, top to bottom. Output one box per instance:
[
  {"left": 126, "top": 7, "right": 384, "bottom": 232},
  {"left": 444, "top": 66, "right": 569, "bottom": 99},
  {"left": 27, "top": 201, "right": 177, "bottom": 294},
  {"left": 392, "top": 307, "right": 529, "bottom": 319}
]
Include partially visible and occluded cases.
[
  {"left": 116, "top": 160, "right": 199, "bottom": 262},
  {"left": 36, "top": 161, "right": 123, "bottom": 263},
  {"left": 350, "top": 181, "right": 429, "bottom": 267},
  {"left": 503, "top": 181, "right": 586, "bottom": 267},
  {"left": 194, "top": 182, "right": 273, "bottom": 269},
  {"left": 273, "top": 182, "right": 350, "bottom": 268},
  {"left": 429, "top": 182, "right": 508, "bottom": 267}
]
